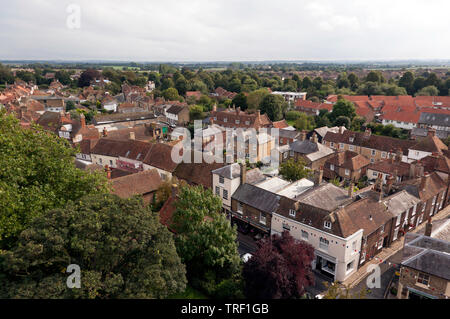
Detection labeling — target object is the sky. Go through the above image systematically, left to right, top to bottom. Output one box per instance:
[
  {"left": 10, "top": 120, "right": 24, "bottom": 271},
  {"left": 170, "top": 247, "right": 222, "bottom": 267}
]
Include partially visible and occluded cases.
[{"left": 1, "top": 0, "right": 450, "bottom": 62}]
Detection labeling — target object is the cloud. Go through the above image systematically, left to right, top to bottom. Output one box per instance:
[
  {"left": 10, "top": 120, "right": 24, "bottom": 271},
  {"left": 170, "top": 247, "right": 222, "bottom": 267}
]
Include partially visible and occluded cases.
[{"left": 0, "top": 0, "right": 449, "bottom": 61}]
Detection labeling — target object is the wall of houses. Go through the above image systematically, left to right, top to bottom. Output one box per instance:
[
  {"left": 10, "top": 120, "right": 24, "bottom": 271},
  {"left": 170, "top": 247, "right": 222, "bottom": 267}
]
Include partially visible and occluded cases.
[
  {"left": 382, "top": 119, "right": 417, "bottom": 130},
  {"left": 324, "top": 141, "right": 403, "bottom": 164},
  {"left": 91, "top": 153, "right": 118, "bottom": 168},
  {"left": 142, "top": 164, "right": 172, "bottom": 181},
  {"left": 212, "top": 174, "right": 241, "bottom": 209},
  {"left": 231, "top": 199, "right": 272, "bottom": 233},
  {"left": 271, "top": 212, "right": 363, "bottom": 282},
  {"left": 397, "top": 266, "right": 449, "bottom": 299}
]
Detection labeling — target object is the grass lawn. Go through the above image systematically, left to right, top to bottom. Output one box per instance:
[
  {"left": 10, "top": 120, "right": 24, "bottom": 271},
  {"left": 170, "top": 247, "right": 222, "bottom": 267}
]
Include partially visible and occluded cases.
[{"left": 167, "top": 285, "right": 209, "bottom": 299}]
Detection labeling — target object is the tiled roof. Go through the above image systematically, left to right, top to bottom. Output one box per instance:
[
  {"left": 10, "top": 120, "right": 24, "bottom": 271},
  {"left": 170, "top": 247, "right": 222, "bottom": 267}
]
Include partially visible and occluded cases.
[
  {"left": 323, "top": 129, "right": 416, "bottom": 155},
  {"left": 410, "top": 134, "right": 448, "bottom": 154},
  {"left": 91, "top": 138, "right": 153, "bottom": 161},
  {"left": 143, "top": 143, "right": 179, "bottom": 172},
  {"left": 326, "top": 150, "right": 370, "bottom": 170},
  {"left": 368, "top": 158, "right": 411, "bottom": 176},
  {"left": 111, "top": 169, "right": 162, "bottom": 199},
  {"left": 232, "top": 183, "right": 281, "bottom": 214}
]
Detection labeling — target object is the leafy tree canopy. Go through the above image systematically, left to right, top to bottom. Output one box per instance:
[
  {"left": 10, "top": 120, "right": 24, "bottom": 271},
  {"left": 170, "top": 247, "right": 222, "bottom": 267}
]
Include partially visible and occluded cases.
[{"left": 0, "top": 194, "right": 187, "bottom": 298}]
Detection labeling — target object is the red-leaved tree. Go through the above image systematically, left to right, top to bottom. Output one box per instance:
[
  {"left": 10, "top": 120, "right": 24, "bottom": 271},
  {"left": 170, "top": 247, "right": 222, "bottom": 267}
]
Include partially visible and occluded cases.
[{"left": 243, "top": 231, "right": 315, "bottom": 299}]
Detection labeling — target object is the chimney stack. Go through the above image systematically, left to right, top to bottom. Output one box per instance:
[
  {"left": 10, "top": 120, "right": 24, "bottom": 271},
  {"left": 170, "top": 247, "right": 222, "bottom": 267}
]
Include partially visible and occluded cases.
[
  {"left": 236, "top": 107, "right": 240, "bottom": 114},
  {"left": 257, "top": 110, "right": 261, "bottom": 121},
  {"left": 80, "top": 113, "right": 86, "bottom": 128},
  {"left": 339, "top": 126, "right": 345, "bottom": 134},
  {"left": 102, "top": 127, "right": 108, "bottom": 137},
  {"left": 427, "top": 127, "right": 436, "bottom": 137},
  {"left": 300, "top": 131, "right": 307, "bottom": 141},
  {"left": 129, "top": 132, "right": 135, "bottom": 140},
  {"left": 311, "top": 132, "right": 318, "bottom": 144},
  {"left": 416, "top": 161, "right": 424, "bottom": 177},
  {"left": 239, "top": 162, "right": 247, "bottom": 185},
  {"left": 409, "top": 162, "right": 416, "bottom": 178},
  {"left": 105, "top": 165, "right": 111, "bottom": 179},
  {"left": 315, "top": 167, "right": 323, "bottom": 186},
  {"left": 386, "top": 175, "right": 394, "bottom": 195},
  {"left": 348, "top": 182, "right": 354, "bottom": 198},
  {"left": 171, "top": 184, "right": 178, "bottom": 198},
  {"left": 424, "top": 217, "right": 433, "bottom": 237}
]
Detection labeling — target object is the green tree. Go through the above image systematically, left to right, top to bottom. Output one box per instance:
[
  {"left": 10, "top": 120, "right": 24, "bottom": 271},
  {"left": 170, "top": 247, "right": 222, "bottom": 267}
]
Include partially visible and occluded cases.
[
  {"left": 398, "top": 71, "right": 415, "bottom": 95},
  {"left": 175, "top": 76, "right": 188, "bottom": 96},
  {"left": 416, "top": 85, "right": 439, "bottom": 96},
  {"left": 162, "top": 87, "right": 180, "bottom": 101},
  {"left": 246, "top": 88, "right": 270, "bottom": 111},
  {"left": 232, "top": 92, "right": 248, "bottom": 110},
  {"left": 260, "top": 94, "right": 287, "bottom": 121},
  {"left": 329, "top": 98, "right": 356, "bottom": 122},
  {"left": 189, "top": 105, "right": 205, "bottom": 120},
  {"left": 0, "top": 111, "right": 108, "bottom": 247},
  {"left": 294, "top": 113, "right": 316, "bottom": 131},
  {"left": 334, "top": 116, "right": 351, "bottom": 128},
  {"left": 351, "top": 116, "right": 366, "bottom": 131},
  {"left": 279, "top": 159, "right": 312, "bottom": 182},
  {"left": 171, "top": 185, "right": 243, "bottom": 298},
  {"left": 0, "top": 194, "right": 187, "bottom": 298},
  {"left": 322, "top": 281, "right": 367, "bottom": 299}
]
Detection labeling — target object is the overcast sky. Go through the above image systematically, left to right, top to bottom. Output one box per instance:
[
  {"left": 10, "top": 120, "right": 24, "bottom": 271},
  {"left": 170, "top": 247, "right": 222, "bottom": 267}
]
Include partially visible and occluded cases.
[{"left": 1, "top": 0, "right": 449, "bottom": 62}]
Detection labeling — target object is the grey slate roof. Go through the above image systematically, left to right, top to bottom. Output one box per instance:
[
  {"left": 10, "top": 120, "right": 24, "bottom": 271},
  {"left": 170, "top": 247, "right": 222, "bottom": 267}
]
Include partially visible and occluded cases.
[
  {"left": 418, "top": 112, "right": 450, "bottom": 127},
  {"left": 411, "top": 127, "right": 450, "bottom": 140},
  {"left": 290, "top": 140, "right": 319, "bottom": 154},
  {"left": 212, "top": 163, "right": 241, "bottom": 179},
  {"left": 232, "top": 183, "right": 280, "bottom": 214},
  {"left": 296, "top": 183, "right": 351, "bottom": 211},
  {"left": 401, "top": 233, "right": 450, "bottom": 280}
]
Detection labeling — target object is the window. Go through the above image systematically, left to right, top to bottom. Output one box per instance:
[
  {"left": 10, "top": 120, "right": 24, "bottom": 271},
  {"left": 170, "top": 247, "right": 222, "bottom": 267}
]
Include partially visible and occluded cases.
[
  {"left": 223, "top": 118, "right": 227, "bottom": 123},
  {"left": 235, "top": 120, "right": 240, "bottom": 124},
  {"left": 349, "top": 137, "right": 354, "bottom": 143},
  {"left": 330, "top": 142, "right": 334, "bottom": 148},
  {"left": 339, "top": 143, "right": 344, "bottom": 149},
  {"left": 349, "top": 145, "right": 354, "bottom": 151},
  {"left": 371, "top": 149, "right": 376, "bottom": 156},
  {"left": 290, "top": 150, "right": 294, "bottom": 157},
  {"left": 283, "top": 152, "right": 288, "bottom": 159},
  {"left": 381, "top": 152, "right": 387, "bottom": 158},
  {"left": 99, "top": 158, "right": 103, "bottom": 164},
  {"left": 370, "top": 158, "right": 375, "bottom": 164},
  {"left": 109, "top": 160, "right": 113, "bottom": 166},
  {"left": 330, "top": 164, "right": 335, "bottom": 171},
  {"left": 345, "top": 169, "right": 350, "bottom": 176},
  {"left": 373, "top": 171, "right": 378, "bottom": 177},
  {"left": 160, "top": 173, "right": 167, "bottom": 180},
  {"left": 219, "top": 176, "right": 224, "bottom": 184},
  {"left": 215, "top": 186, "right": 220, "bottom": 196},
  {"left": 223, "top": 189, "right": 228, "bottom": 200},
  {"left": 421, "top": 202, "right": 426, "bottom": 213},
  {"left": 237, "top": 203, "right": 243, "bottom": 214},
  {"left": 412, "top": 205, "right": 417, "bottom": 216},
  {"left": 289, "top": 209, "right": 296, "bottom": 218},
  {"left": 260, "top": 212, "right": 266, "bottom": 225},
  {"left": 396, "top": 215, "right": 401, "bottom": 226},
  {"left": 324, "top": 221, "right": 332, "bottom": 229},
  {"left": 282, "top": 222, "right": 291, "bottom": 231},
  {"left": 380, "top": 224, "right": 385, "bottom": 234},
  {"left": 393, "top": 227, "right": 399, "bottom": 241},
  {"left": 301, "top": 230, "right": 309, "bottom": 240},
  {"left": 319, "top": 237, "right": 329, "bottom": 250},
  {"left": 377, "top": 238, "right": 383, "bottom": 249},
  {"left": 352, "top": 241, "right": 356, "bottom": 251},
  {"left": 360, "top": 250, "right": 366, "bottom": 264},
  {"left": 346, "top": 261, "right": 355, "bottom": 272},
  {"left": 417, "top": 273, "right": 430, "bottom": 286}
]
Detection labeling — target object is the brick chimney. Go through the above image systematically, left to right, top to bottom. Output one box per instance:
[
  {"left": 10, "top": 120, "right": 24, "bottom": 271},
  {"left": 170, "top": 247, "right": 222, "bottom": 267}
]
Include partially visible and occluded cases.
[
  {"left": 236, "top": 107, "right": 240, "bottom": 114},
  {"left": 257, "top": 110, "right": 261, "bottom": 122},
  {"left": 80, "top": 113, "right": 86, "bottom": 128},
  {"left": 339, "top": 126, "right": 345, "bottom": 134},
  {"left": 427, "top": 127, "right": 436, "bottom": 137},
  {"left": 364, "top": 128, "right": 372, "bottom": 138},
  {"left": 300, "top": 131, "right": 307, "bottom": 141},
  {"left": 311, "top": 132, "right": 318, "bottom": 144},
  {"left": 396, "top": 148, "right": 402, "bottom": 163},
  {"left": 416, "top": 161, "right": 424, "bottom": 177},
  {"left": 239, "top": 162, "right": 247, "bottom": 185},
  {"left": 105, "top": 165, "right": 111, "bottom": 179},
  {"left": 315, "top": 167, "right": 323, "bottom": 186},
  {"left": 420, "top": 174, "right": 429, "bottom": 192},
  {"left": 386, "top": 175, "right": 394, "bottom": 195},
  {"left": 348, "top": 182, "right": 354, "bottom": 198},
  {"left": 171, "top": 184, "right": 178, "bottom": 198},
  {"left": 424, "top": 217, "right": 433, "bottom": 237}
]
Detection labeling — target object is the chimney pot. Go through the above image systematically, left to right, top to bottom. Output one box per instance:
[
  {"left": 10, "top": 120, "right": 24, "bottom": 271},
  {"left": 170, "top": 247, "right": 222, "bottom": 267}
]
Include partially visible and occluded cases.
[
  {"left": 239, "top": 162, "right": 247, "bottom": 185},
  {"left": 105, "top": 165, "right": 111, "bottom": 179}
]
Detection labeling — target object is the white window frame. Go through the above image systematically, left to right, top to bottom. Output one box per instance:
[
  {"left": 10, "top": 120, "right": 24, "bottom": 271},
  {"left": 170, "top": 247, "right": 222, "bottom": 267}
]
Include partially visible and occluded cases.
[
  {"left": 330, "top": 164, "right": 335, "bottom": 171},
  {"left": 345, "top": 169, "right": 350, "bottom": 176},
  {"left": 219, "top": 175, "right": 224, "bottom": 184},
  {"left": 223, "top": 189, "right": 228, "bottom": 200},
  {"left": 289, "top": 209, "right": 296, "bottom": 218},
  {"left": 260, "top": 212, "right": 266, "bottom": 225},
  {"left": 324, "top": 221, "right": 332, "bottom": 229},
  {"left": 301, "top": 230, "right": 309, "bottom": 240},
  {"left": 319, "top": 237, "right": 329, "bottom": 250}
]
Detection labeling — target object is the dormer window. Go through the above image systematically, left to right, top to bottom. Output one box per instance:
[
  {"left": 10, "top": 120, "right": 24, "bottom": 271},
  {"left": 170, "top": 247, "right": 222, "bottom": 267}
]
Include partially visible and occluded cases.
[
  {"left": 224, "top": 118, "right": 227, "bottom": 123},
  {"left": 236, "top": 120, "right": 240, "bottom": 124},
  {"left": 349, "top": 137, "right": 354, "bottom": 143},
  {"left": 289, "top": 209, "right": 296, "bottom": 218},
  {"left": 324, "top": 221, "right": 332, "bottom": 229}
]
